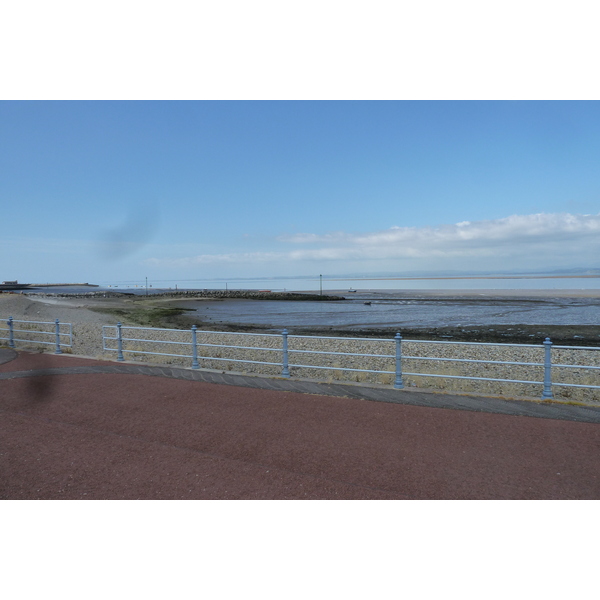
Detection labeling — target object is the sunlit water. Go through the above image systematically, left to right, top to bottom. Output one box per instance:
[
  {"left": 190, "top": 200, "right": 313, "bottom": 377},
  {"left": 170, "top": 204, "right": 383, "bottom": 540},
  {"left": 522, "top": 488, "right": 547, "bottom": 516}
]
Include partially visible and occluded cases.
[{"left": 23, "top": 277, "right": 600, "bottom": 329}]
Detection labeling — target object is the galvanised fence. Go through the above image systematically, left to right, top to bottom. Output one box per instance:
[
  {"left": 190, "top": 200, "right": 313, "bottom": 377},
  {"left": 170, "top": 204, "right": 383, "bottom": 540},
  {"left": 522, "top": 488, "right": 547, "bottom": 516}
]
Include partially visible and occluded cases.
[
  {"left": 1, "top": 316, "right": 72, "bottom": 354},
  {"left": 3, "top": 316, "right": 600, "bottom": 401},
  {"left": 99, "top": 322, "right": 600, "bottom": 402},
  {"left": 102, "top": 323, "right": 287, "bottom": 372}
]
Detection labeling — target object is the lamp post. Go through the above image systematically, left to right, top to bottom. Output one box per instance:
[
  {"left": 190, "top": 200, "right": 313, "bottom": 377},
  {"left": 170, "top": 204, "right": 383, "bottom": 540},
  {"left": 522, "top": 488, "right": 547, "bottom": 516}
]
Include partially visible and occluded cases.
[
  {"left": 319, "top": 274, "right": 322, "bottom": 296},
  {"left": 145, "top": 277, "right": 148, "bottom": 296}
]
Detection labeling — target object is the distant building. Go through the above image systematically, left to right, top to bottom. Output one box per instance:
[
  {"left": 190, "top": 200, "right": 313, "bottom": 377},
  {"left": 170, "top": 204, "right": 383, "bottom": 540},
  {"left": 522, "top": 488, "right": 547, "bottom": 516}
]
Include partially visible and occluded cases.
[{"left": 0, "top": 280, "right": 29, "bottom": 290}]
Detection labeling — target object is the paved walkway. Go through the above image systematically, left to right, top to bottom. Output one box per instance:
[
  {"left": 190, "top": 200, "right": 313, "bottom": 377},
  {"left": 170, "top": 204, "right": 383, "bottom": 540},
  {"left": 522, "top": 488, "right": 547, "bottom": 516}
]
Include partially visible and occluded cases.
[
  {"left": 2, "top": 349, "right": 600, "bottom": 499},
  {"left": 3, "top": 349, "right": 600, "bottom": 423}
]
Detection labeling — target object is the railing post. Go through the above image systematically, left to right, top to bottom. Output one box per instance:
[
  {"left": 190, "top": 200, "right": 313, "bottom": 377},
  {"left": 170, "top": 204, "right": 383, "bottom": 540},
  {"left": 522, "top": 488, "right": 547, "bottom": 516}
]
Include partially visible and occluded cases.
[
  {"left": 7, "top": 316, "right": 15, "bottom": 348},
  {"left": 54, "top": 319, "right": 63, "bottom": 354},
  {"left": 117, "top": 322, "right": 124, "bottom": 362},
  {"left": 191, "top": 325, "right": 199, "bottom": 369},
  {"left": 282, "top": 328, "right": 290, "bottom": 378},
  {"left": 394, "top": 332, "right": 404, "bottom": 389},
  {"left": 542, "top": 337, "right": 553, "bottom": 399}
]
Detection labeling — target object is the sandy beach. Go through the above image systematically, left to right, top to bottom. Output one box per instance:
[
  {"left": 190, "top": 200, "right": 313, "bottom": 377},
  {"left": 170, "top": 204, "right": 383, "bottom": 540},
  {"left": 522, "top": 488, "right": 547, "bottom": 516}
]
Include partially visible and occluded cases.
[
  {"left": 0, "top": 293, "right": 115, "bottom": 325},
  {"left": 0, "top": 293, "right": 122, "bottom": 360}
]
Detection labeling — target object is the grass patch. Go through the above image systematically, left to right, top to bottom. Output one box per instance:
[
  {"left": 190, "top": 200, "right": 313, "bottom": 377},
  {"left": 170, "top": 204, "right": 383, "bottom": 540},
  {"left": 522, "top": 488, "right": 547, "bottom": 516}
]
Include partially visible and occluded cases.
[{"left": 90, "top": 304, "right": 195, "bottom": 328}]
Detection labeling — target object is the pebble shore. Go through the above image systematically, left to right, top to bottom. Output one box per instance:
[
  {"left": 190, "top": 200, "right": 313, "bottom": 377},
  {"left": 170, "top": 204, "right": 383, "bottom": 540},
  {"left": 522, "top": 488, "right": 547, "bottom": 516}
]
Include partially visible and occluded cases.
[{"left": 2, "top": 292, "right": 600, "bottom": 404}]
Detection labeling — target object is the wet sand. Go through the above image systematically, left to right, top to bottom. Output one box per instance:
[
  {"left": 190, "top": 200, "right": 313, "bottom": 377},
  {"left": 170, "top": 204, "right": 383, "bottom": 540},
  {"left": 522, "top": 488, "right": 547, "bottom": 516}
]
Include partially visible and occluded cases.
[{"left": 166, "top": 289, "right": 600, "bottom": 345}]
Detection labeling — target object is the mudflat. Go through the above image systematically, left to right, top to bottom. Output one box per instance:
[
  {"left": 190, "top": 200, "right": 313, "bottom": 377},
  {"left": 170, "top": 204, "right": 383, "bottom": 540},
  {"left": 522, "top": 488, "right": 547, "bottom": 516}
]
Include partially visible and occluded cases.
[{"left": 169, "top": 289, "right": 600, "bottom": 345}]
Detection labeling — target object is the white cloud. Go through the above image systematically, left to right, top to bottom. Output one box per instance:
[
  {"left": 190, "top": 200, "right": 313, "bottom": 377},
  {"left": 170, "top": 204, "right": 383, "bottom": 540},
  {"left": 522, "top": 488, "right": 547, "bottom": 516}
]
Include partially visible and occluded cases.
[
  {"left": 144, "top": 212, "right": 600, "bottom": 274},
  {"left": 275, "top": 213, "right": 600, "bottom": 263}
]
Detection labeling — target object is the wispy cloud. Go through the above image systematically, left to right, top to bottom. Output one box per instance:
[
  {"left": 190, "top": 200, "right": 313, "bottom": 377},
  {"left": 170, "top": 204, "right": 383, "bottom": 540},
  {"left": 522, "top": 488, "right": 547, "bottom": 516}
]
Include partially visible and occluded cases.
[
  {"left": 144, "top": 212, "right": 600, "bottom": 273},
  {"left": 279, "top": 213, "right": 600, "bottom": 252},
  {"left": 144, "top": 251, "right": 286, "bottom": 267}
]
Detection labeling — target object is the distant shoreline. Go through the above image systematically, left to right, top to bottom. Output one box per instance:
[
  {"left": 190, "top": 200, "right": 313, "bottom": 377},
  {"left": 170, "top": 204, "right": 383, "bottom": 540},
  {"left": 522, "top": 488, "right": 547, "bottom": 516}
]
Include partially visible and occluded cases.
[
  {"left": 328, "top": 274, "right": 600, "bottom": 281},
  {"left": 0, "top": 283, "right": 98, "bottom": 290},
  {"left": 335, "top": 288, "right": 600, "bottom": 298}
]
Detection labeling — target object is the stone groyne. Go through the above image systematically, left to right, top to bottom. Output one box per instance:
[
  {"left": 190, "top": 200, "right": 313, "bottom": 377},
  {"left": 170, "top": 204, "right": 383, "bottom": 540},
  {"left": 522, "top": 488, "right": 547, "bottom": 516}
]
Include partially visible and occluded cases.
[{"left": 23, "top": 290, "right": 345, "bottom": 301}]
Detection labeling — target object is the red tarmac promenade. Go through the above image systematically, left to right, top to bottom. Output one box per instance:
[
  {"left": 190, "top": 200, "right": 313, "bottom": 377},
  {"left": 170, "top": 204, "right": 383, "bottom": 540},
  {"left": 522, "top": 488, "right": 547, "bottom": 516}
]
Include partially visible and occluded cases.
[{"left": 1, "top": 349, "right": 600, "bottom": 500}]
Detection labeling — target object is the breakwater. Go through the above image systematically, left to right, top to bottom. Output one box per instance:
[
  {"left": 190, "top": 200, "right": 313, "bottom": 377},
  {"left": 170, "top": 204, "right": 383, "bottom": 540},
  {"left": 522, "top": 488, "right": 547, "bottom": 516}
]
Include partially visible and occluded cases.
[
  {"left": 0, "top": 283, "right": 97, "bottom": 290},
  {"left": 23, "top": 290, "right": 345, "bottom": 301}
]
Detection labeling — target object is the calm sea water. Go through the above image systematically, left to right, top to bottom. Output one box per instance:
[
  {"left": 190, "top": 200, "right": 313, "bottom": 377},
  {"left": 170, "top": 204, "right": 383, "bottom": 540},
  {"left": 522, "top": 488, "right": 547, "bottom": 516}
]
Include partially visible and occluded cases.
[{"left": 24, "top": 277, "right": 600, "bottom": 329}]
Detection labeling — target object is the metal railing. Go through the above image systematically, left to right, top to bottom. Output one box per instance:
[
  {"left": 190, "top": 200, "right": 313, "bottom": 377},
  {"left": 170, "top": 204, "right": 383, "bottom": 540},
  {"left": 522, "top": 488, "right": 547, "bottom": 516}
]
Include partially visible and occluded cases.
[
  {"left": 1, "top": 316, "right": 72, "bottom": 354},
  {"left": 6, "top": 318, "right": 600, "bottom": 400},
  {"left": 101, "top": 323, "right": 400, "bottom": 381},
  {"left": 102, "top": 323, "right": 286, "bottom": 370},
  {"left": 101, "top": 324, "right": 597, "bottom": 399},
  {"left": 286, "top": 332, "right": 402, "bottom": 387},
  {"left": 398, "top": 337, "right": 553, "bottom": 398},
  {"left": 399, "top": 337, "right": 600, "bottom": 399},
  {"left": 546, "top": 343, "right": 600, "bottom": 392}
]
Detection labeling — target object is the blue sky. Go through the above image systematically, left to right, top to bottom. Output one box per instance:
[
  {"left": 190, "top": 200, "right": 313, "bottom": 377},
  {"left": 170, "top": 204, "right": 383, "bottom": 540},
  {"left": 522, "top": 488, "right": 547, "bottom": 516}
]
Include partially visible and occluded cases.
[{"left": 3, "top": 100, "right": 600, "bottom": 285}]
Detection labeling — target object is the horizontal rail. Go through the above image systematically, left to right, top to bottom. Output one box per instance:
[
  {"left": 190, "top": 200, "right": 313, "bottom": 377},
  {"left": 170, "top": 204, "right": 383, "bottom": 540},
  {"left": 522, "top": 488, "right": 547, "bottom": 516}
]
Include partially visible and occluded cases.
[
  {"left": 2, "top": 317, "right": 72, "bottom": 354},
  {"left": 5, "top": 319, "right": 63, "bottom": 326},
  {"left": 94, "top": 322, "right": 600, "bottom": 399},
  {"left": 106, "top": 325, "right": 281, "bottom": 338},
  {"left": 107, "top": 325, "right": 193, "bottom": 334},
  {"left": 12, "top": 328, "right": 60, "bottom": 336},
  {"left": 196, "top": 330, "right": 281, "bottom": 338},
  {"left": 289, "top": 334, "right": 391, "bottom": 343},
  {"left": 119, "top": 337, "right": 190, "bottom": 346},
  {"left": 10, "top": 338, "right": 63, "bottom": 346},
  {"left": 403, "top": 338, "right": 542, "bottom": 348},
  {"left": 196, "top": 343, "right": 281, "bottom": 352},
  {"left": 553, "top": 344, "right": 600, "bottom": 350},
  {"left": 289, "top": 348, "right": 394, "bottom": 359},
  {"left": 103, "top": 349, "right": 194, "bottom": 359},
  {"left": 403, "top": 355, "right": 544, "bottom": 367},
  {"left": 198, "top": 356, "right": 282, "bottom": 366},
  {"left": 290, "top": 363, "right": 395, "bottom": 374},
  {"left": 552, "top": 363, "right": 600, "bottom": 371},
  {"left": 403, "top": 372, "right": 542, "bottom": 385},
  {"left": 553, "top": 382, "right": 600, "bottom": 389}
]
